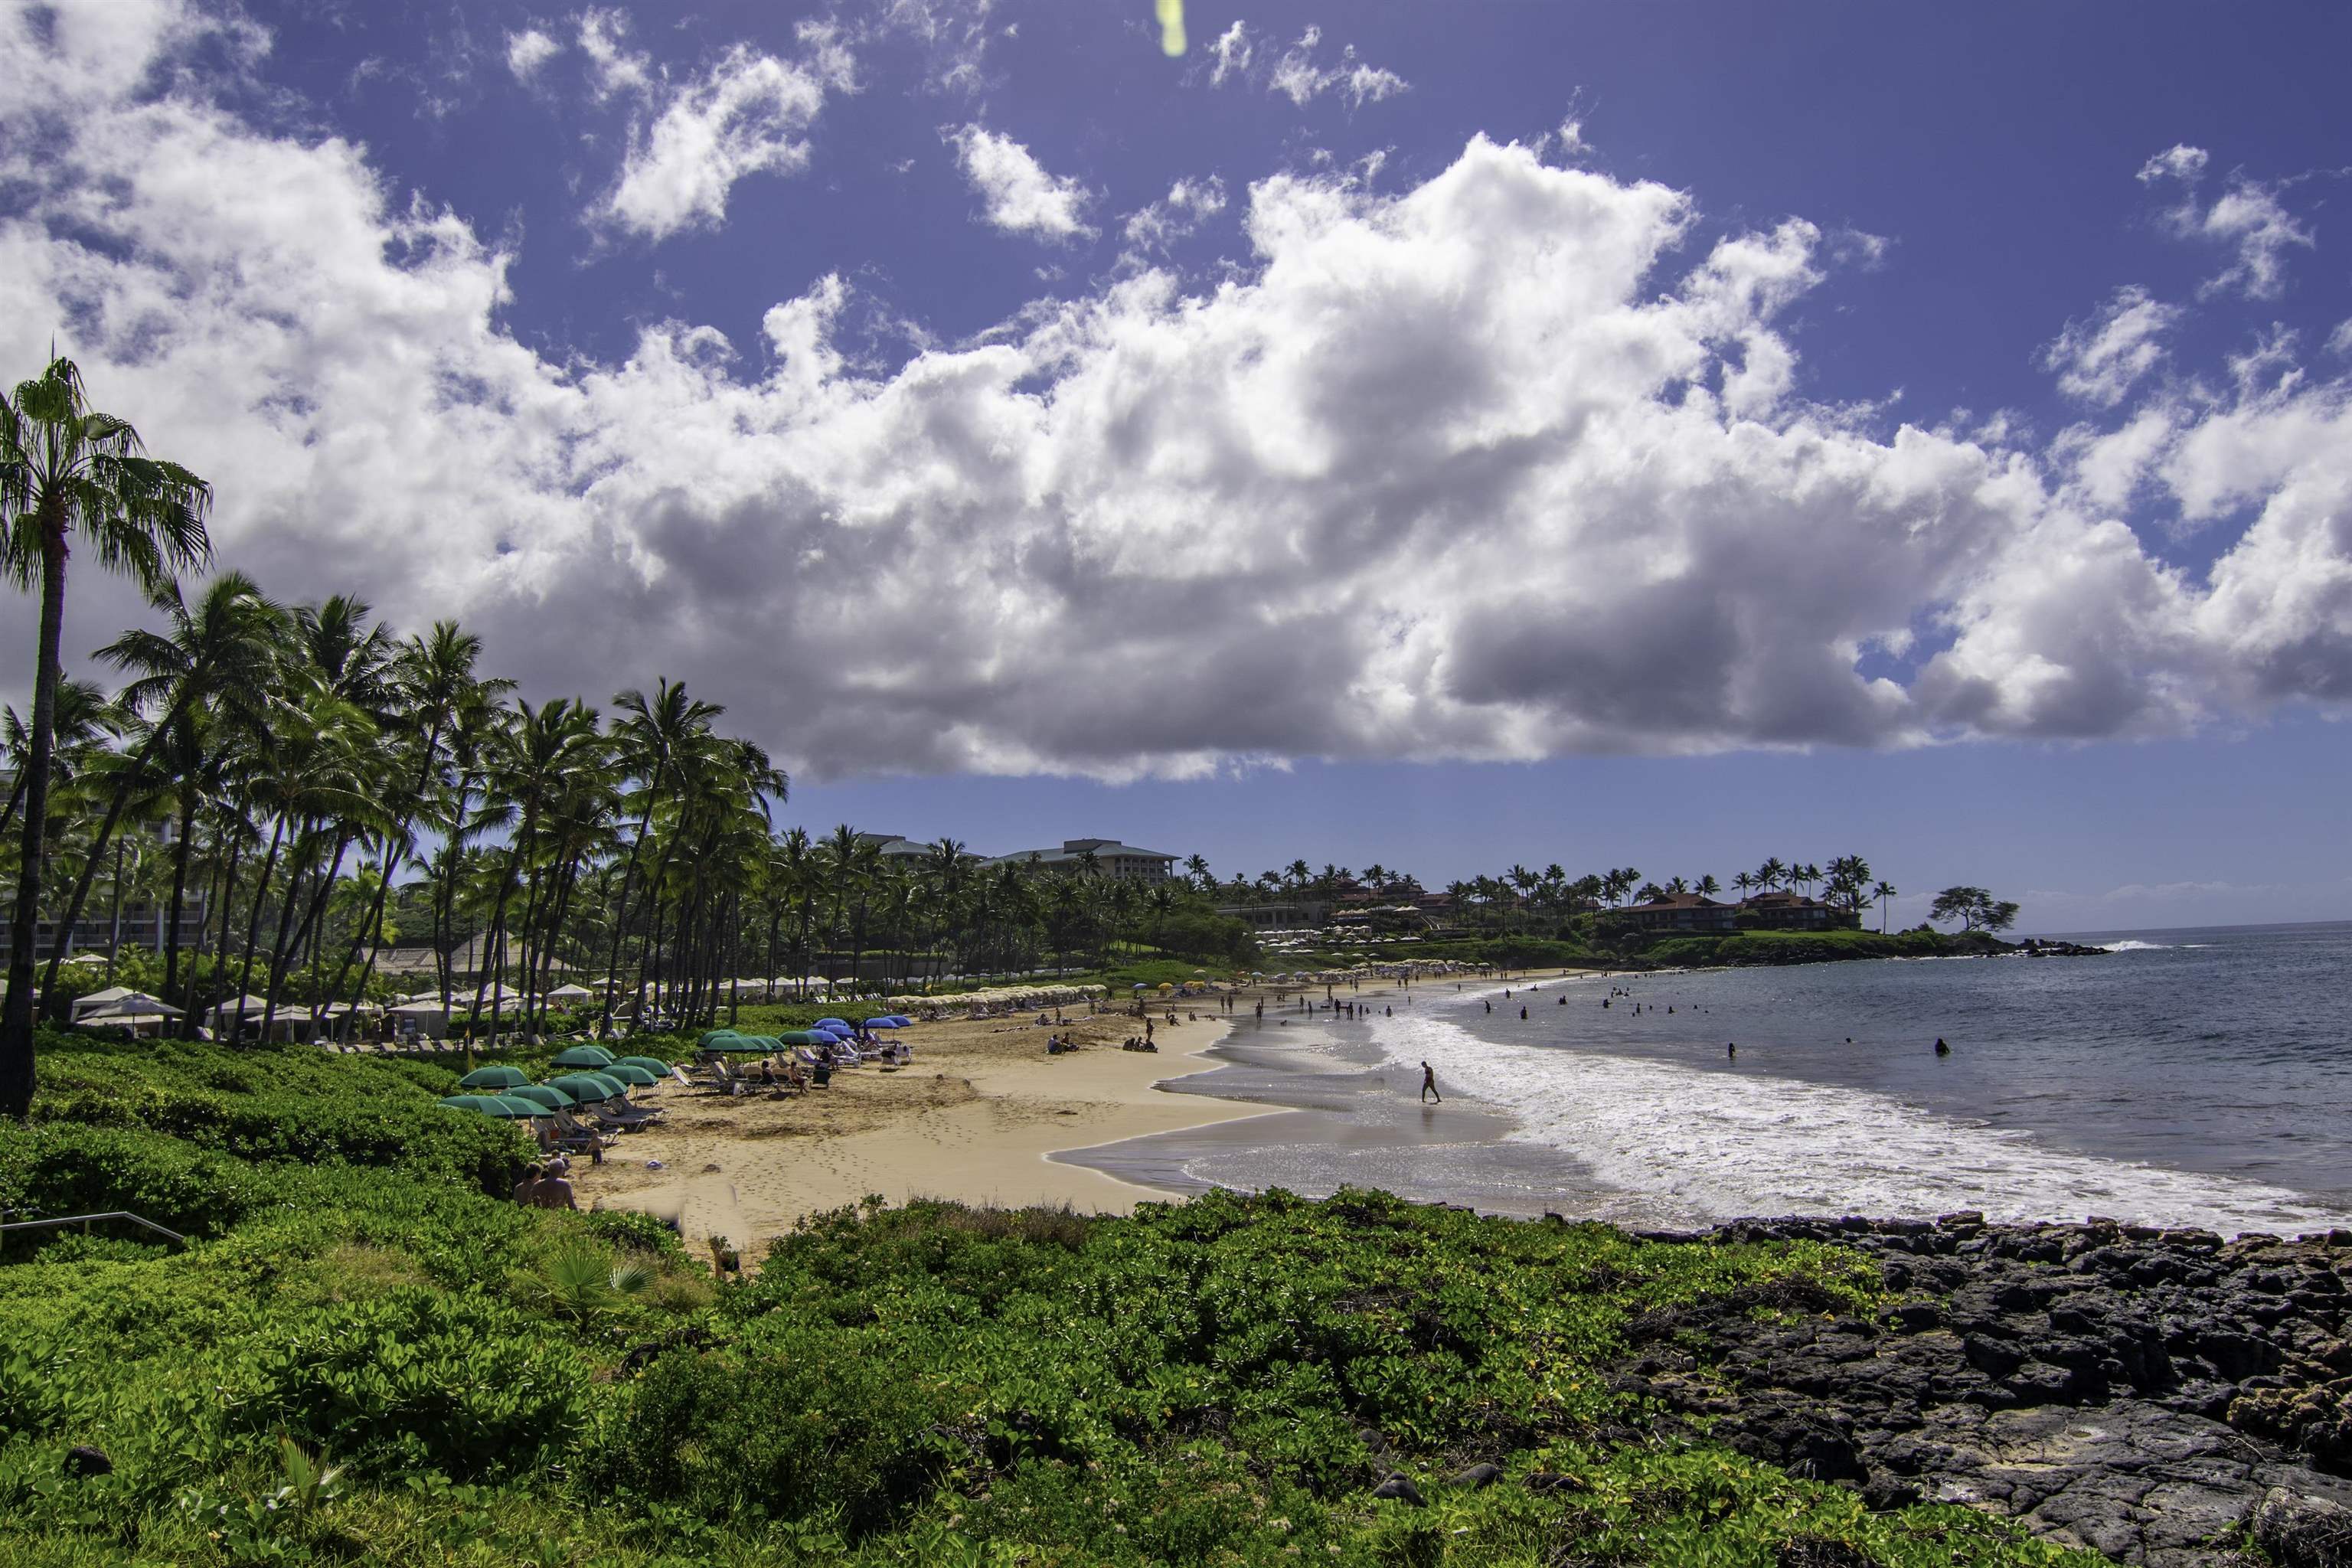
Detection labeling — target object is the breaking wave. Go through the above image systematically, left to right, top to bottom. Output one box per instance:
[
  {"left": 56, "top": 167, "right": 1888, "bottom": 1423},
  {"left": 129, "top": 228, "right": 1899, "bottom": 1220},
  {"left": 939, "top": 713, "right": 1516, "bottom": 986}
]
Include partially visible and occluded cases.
[{"left": 1370, "top": 1007, "right": 2349, "bottom": 1236}]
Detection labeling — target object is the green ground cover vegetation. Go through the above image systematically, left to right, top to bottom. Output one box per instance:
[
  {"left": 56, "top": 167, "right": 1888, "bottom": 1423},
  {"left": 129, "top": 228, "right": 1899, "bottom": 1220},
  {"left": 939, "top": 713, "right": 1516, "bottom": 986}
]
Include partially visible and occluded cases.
[
  {"left": 1639, "top": 929, "right": 2015, "bottom": 969},
  {"left": 0, "top": 1027, "right": 2111, "bottom": 1566}
]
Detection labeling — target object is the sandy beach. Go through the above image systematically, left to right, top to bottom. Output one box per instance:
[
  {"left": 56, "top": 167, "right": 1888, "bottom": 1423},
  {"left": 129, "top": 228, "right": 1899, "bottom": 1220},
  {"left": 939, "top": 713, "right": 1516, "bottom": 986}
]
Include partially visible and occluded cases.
[{"left": 573, "top": 1001, "right": 1282, "bottom": 1259}]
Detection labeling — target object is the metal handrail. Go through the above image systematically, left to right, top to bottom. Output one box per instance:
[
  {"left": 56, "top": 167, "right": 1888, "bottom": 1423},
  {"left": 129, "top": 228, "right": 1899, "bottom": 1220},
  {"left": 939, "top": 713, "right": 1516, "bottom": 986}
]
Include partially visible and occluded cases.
[{"left": 0, "top": 1211, "right": 187, "bottom": 1247}]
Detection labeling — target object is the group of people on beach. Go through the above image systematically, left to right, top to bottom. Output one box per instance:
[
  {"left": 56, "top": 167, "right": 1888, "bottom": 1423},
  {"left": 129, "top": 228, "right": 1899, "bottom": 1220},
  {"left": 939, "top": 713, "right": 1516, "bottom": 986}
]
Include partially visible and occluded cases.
[{"left": 511, "top": 1158, "right": 578, "bottom": 1209}]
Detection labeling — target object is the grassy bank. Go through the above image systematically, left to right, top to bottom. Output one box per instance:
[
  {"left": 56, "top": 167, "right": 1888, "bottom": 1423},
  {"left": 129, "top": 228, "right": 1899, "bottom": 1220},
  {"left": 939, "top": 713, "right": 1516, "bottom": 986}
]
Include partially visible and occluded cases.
[{"left": 0, "top": 1030, "right": 2103, "bottom": 1566}]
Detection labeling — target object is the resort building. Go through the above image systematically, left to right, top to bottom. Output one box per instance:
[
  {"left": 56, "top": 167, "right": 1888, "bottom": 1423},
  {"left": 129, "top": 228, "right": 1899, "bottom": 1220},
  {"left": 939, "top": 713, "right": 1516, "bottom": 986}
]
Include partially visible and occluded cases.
[
  {"left": 856, "top": 832, "right": 948, "bottom": 864},
  {"left": 986, "top": 838, "right": 1180, "bottom": 883},
  {"left": 1607, "top": 889, "right": 1854, "bottom": 933},
  {"left": 1736, "top": 890, "right": 1850, "bottom": 930},
  {"left": 1608, "top": 892, "right": 1740, "bottom": 934}
]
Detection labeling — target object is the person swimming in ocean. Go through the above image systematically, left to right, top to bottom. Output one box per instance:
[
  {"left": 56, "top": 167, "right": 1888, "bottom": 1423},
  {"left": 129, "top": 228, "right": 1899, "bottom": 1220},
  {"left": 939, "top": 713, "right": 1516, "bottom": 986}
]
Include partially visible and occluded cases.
[
  {"left": 1485, "top": 1000, "right": 1492, "bottom": 1013},
  {"left": 1520, "top": 1006, "right": 1527, "bottom": 1019},
  {"left": 1935, "top": 1037, "right": 1951, "bottom": 1056},
  {"left": 1727, "top": 1041, "right": 1737, "bottom": 1060}
]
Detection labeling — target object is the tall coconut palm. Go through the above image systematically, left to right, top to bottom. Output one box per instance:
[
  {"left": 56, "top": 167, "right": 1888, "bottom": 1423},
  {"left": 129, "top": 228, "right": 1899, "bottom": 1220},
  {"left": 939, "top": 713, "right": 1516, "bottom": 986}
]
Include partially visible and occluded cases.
[
  {"left": 0, "top": 358, "right": 211, "bottom": 1116},
  {"left": 39, "top": 573, "right": 285, "bottom": 1018},
  {"left": 329, "top": 622, "right": 511, "bottom": 1019},
  {"left": 599, "top": 680, "right": 721, "bottom": 1024},
  {"left": 1871, "top": 880, "right": 1898, "bottom": 933}
]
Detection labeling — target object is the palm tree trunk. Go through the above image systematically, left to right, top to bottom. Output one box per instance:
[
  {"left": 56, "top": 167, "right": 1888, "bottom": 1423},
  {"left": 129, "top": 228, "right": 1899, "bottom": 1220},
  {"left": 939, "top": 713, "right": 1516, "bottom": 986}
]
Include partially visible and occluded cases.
[
  {"left": 0, "top": 534, "right": 68, "bottom": 1118},
  {"left": 39, "top": 699, "right": 193, "bottom": 1018},
  {"left": 0, "top": 768, "right": 28, "bottom": 854},
  {"left": 162, "top": 788, "right": 197, "bottom": 998},
  {"left": 596, "top": 802, "right": 658, "bottom": 1028},
  {"left": 230, "top": 815, "right": 286, "bottom": 1044},
  {"left": 189, "top": 825, "right": 238, "bottom": 1038},
  {"left": 256, "top": 825, "right": 318, "bottom": 1037},
  {"left": 266, "top": 829, "right": 348, "bottom": 1040},
  {"left": 103, "top": 836, "right": 127, "bottom": 985},
  {"left": 466, "top": 845, "right": 522, "bottom": 1041}
]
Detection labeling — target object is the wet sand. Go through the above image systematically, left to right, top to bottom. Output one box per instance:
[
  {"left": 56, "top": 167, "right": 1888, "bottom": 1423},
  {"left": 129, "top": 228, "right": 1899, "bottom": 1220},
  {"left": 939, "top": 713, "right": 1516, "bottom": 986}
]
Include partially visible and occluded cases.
[{"left": 1055, "top": 974, "right": 1625, "bottom": 1218}]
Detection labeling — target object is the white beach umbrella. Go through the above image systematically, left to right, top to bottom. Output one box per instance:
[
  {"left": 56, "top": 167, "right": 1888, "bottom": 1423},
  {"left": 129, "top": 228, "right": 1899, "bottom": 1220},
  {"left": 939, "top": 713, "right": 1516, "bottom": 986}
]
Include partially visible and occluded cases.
[{"left": 81, "top": 991, "right": 183, "bottom": 1019}]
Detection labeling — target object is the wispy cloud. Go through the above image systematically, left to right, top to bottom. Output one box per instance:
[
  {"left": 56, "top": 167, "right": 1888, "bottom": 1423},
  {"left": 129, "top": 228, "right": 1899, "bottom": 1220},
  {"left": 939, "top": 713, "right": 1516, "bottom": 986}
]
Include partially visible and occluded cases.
[{"left": 946, "top": 123, "right": 1094, "bottom": 241}]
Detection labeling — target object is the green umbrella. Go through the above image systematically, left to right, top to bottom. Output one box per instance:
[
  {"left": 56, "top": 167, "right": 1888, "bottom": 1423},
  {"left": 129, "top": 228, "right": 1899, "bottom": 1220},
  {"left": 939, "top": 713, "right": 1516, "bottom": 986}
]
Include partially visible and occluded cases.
[
  {"left": 698, "top": 1029, "right": 746, "bottom": 1049},
  {"left": 550, "top": 1044, "right": 616, "bottom": 1070},
  {"left": 617, "top": 1055, "right": 675, "bottom": 1075},
  {"left": 602, "top": 1063, "right": 660, "bottom": 1087},
  {"left": 459, "top": 1064, "right": 530, "bottom": 1090},
  {"left": 547, "top": 1072, "right": 624, "bottom": 1102},
  {"left": 506, "top": 1083, "right": 578, "bottom": 1111},
  {"left": 439, "top": 1093, "right": 542, "bottom": 1119}
]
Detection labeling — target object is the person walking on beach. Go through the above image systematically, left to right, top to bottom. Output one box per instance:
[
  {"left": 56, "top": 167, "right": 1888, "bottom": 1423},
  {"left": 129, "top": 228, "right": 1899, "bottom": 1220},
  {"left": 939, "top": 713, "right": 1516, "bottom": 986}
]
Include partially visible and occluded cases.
[{"left": 1420, "top": 1061, "right": 1441, "bottom": 1103}]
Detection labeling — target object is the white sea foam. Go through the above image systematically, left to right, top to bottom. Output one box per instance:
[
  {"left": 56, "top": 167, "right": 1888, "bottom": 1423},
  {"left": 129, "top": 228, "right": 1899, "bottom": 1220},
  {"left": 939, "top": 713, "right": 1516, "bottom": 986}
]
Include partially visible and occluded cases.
[
  {"left": 2099, "top": 939, "right": 2174, "bottom": 952},
  {"left": 1374, "top": 1007, "right": 2350, "bottom": 1236}
]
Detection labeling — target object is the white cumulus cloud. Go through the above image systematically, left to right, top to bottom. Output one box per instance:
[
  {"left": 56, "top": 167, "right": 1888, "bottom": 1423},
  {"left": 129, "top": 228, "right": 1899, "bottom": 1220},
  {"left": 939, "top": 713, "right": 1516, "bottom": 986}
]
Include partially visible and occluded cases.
[
  {"left": 8, "top": 2, "right": 2352, "bottom": 782},
  {"left": 575, "top": 7, "right": 649, "bottom": 101},
  {"left": 1206, "top": 21, "right": 1407, "bottom": 109},
  {"left": 505, "top": 26, "right": 559, "bottom": 82},
  {"left": 603, "top": 38, "right": 852, "bottom": 240},
  {"left": 946, "top": 124, "right": 1094, "bottom": 242},
  {"left": 2137, "top": 143, "right": 2209, "bottom": 185},
  {"left": 2139, "top": 146, "right": 2314, "bottom": 301},
  {"left": 1122, "top": 175, "right": 1227, "bottom": 253},
  {"left": 2040, "top": 285, "right": 2181, "bottom": 407}
]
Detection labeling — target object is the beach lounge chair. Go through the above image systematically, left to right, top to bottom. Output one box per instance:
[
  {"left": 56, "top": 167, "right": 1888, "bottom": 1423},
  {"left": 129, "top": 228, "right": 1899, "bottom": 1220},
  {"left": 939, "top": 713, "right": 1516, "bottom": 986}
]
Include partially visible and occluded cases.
[{"left": 586, "top": 1099, "right": 664, "bottom": 1130}]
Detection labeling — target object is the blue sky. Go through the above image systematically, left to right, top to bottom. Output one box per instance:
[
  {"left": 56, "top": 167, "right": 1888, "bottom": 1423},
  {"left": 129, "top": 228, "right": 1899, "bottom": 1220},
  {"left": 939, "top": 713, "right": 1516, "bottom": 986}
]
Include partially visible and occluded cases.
[{"left": 3, "top": 1, "right": 2350, "bottom": 930}]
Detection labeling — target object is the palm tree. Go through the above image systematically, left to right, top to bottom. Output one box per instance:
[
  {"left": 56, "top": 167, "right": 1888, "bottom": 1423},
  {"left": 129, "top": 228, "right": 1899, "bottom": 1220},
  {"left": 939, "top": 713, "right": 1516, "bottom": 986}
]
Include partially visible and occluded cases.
[
  {"left": 0, "top": 358, "right": 211, "bottom": 1115},
  {"left": 39, "top": 573, "right": 285, "bottom": 1018},
  {"left": 329, "top": 622, "right": 511, "bottom": 1019},
  {"left": 598, "top": 680, "right": 720, "bottom": 1024},
  {"left": 1756, "top": 858, "right": 1786, "bottom": 893},
  {"left": 1732, "top": 871, "right": 1755, "bottom": 900},
  {"left": 1697, "top": 874, "right": 1720, "bottom": 900},
  {"left": 1871, "top": 880, "right": 1897, "bottom": 933}
]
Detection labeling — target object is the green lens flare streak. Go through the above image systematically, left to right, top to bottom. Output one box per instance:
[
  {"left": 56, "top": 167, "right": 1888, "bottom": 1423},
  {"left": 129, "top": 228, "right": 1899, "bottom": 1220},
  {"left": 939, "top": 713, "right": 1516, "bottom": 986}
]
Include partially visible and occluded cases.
[{"left": 1156, "top": 0, "right": 1187, "bottom": 55}]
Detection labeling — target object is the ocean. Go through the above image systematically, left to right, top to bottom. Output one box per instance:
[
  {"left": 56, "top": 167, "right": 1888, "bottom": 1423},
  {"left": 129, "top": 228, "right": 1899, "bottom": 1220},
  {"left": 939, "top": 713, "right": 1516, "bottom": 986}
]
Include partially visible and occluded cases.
[{"left": 1057, "top": 920, "right": 2352, "bottom": 1236}]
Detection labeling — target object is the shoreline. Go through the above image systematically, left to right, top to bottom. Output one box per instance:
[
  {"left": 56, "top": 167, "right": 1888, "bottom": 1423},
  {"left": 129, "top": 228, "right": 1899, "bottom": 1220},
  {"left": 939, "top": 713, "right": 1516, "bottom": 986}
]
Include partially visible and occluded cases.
[
  {"left": 1059, "top": 959, "right": 2352, "bottom": 1238},
  {"left": 1056, "top": 969, "right": 1620, "bottom": 1218},
  {"left": 572, "top": 1001, "right": 1282, "bottom": 1257}
]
